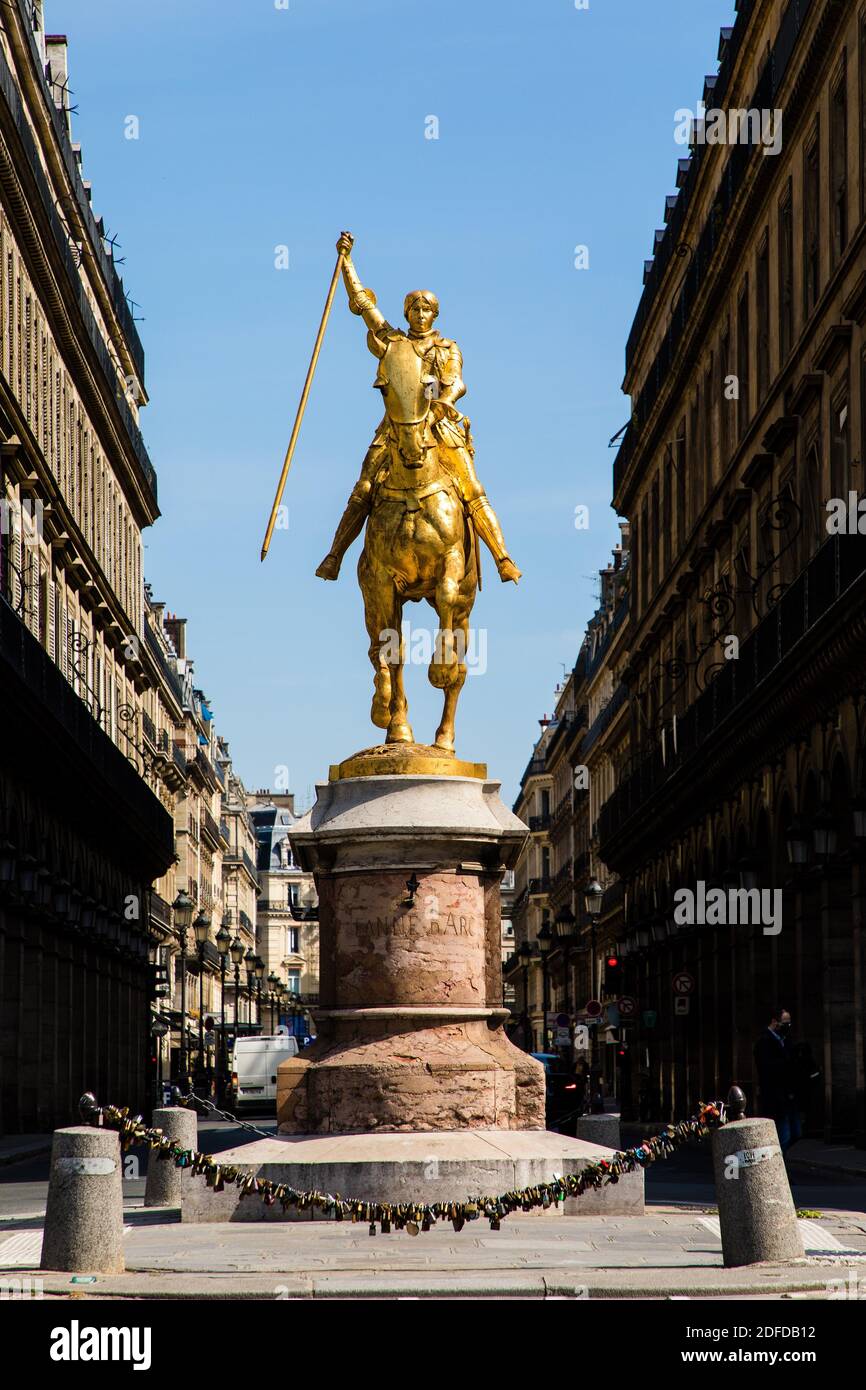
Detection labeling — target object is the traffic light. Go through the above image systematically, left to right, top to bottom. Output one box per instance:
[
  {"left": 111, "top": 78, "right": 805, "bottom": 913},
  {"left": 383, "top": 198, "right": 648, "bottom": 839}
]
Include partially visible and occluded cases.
[{"left": 604, "top": 954, "right": 623, "bottom": 996}]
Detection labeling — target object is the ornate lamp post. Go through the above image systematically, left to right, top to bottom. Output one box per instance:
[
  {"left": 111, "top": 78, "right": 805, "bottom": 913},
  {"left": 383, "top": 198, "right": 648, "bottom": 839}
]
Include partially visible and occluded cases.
[
  {"left": 583, "top": 877, "right": 604, "bottom": 998},
  {"left": 171, "top": 889, "right": 194, "bottom": 1087},
  {"left": 193, "top": 910, "right": 211, "bottom": 1079},
  {"left": 215, "top": 919, "right": 232, "bottom": 1101},
  {"left": 230, "top": 934, "right": 245, "bottom": 1039},
  {"left": 244, "top": 947, "right": 256, "bottom": 1030},
  {"left": 254, "top": 955, "right": 266, "bottom": 1027},
  {"left": 267, "top": 972, "right": 280, "bottom": 1031}
]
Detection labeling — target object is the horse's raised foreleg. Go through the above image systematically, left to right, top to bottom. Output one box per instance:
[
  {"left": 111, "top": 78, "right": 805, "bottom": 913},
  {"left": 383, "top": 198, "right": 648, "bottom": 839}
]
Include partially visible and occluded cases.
[{"left": 361, "top": 557, "right": 413, "bottom": 744}]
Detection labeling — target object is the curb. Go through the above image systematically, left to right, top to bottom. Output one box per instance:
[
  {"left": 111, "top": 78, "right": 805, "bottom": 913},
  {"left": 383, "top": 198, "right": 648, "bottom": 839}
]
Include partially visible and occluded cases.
[{"left": 23, "top": 1260, "right": 851, "bottom": 1301}]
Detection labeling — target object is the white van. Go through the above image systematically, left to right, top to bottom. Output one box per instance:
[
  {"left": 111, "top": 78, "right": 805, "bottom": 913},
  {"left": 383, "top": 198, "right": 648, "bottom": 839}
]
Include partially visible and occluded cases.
[{"left": 229, "top": 1034, "right": 299, "bottom": 1114}]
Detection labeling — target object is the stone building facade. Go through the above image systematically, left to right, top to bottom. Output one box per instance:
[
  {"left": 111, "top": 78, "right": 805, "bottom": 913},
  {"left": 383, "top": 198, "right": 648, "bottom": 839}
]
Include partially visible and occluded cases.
[
  {"left": 599, "top": 0, "right": 866, "bottom": 1139},
  {"left": 0, "top": 5, "right": 173, "bottom": 1131},
  {"left": 249, "top": 790, "right": 319, "bottom": 1034}
]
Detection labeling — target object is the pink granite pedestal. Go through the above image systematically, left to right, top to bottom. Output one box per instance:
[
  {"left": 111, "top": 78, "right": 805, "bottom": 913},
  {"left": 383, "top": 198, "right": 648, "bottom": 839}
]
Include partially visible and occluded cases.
[{"left": 276, "top": 772, "right": 546, "bottom": 1134}]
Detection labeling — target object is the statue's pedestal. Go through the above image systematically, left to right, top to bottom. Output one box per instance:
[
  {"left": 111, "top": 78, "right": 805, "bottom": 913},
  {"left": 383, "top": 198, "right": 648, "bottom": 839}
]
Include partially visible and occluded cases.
[
  {"left": 181, "top": 762, "right": 645, "bottom": 1220},
  {"left": 277, "top": 769, "right": 545, "bottom": 1133}
]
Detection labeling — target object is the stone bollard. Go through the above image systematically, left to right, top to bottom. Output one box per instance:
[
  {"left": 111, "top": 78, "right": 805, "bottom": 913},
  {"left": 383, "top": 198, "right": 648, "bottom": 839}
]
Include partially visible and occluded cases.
[
  {"left": 144, "top": 1106, "right": 198, "bottom": 1208},
  {"left": 711, "top": 1110, "right": 804, "bottom": 1267},
  {"left": 576, "top": 1112, "right": 621, "bottom": 1150},
  {"left": 41, "top": 1126, "right": 124, "bottom": 1273}
]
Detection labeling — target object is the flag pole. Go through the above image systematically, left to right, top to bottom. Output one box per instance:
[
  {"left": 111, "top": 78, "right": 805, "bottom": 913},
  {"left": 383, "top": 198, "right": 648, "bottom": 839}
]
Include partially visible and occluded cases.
[{"left": 260, "top": 234, "right": 351, "bottom": 562}]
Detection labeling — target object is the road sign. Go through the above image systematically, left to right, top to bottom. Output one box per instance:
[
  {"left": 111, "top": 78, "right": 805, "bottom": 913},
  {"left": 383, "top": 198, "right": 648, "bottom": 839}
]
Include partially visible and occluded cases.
[
  {"left": 672, "top": 970, "right": 696, "bottom": 996},
  {"left": 617, "top": 995, "right": 637, "bottom": 1017},
  {"left": 674, "top": 996, "right": 691, "bottom": 1015},
  {"left": 585, "top": 999, "right": 603, "bottom": 1017},
  {"left": 642, "top": 1010, "right": 658, "bottom": 1028},
  {"left": 556, "top": 1013, "right": 570, "bottom": 1029},
  {"left": 553, "top": 1028, "right": 571, "bottom": 1047}
]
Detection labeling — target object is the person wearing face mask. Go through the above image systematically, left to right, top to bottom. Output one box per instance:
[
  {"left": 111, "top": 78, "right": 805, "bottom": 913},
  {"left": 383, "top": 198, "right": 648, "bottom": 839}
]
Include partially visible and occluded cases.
[{"left": 753, "top": 1008, "right": 801, "bottom": 1152}]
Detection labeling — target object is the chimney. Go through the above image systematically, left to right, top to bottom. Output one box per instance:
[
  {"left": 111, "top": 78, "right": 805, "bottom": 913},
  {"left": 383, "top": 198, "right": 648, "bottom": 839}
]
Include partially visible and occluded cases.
[{"left": 164, "top": 614, "right": 187, "bottom": 658}]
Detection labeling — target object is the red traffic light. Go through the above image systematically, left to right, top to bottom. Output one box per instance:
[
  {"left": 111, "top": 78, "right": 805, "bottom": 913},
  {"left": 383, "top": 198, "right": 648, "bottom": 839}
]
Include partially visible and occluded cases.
[{"left": 606, "top": 955, "right": 620, "bottom": 968}]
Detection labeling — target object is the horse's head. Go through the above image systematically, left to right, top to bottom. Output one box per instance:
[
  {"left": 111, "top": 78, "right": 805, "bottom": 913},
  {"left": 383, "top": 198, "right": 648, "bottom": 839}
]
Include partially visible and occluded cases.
[{"left": 393, "top": 419, "right": 434, "bottom": 468}]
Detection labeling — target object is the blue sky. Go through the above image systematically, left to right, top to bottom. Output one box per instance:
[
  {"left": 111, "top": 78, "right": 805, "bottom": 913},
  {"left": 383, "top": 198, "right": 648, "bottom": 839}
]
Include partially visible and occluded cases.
[{"left": 51, "top": 0, "right": 730, "bottom": 809}]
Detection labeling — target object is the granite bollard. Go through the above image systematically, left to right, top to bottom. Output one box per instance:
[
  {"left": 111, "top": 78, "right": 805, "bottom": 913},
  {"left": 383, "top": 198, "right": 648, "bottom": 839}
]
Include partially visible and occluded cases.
[
  {"left": 144, "top": 1106, "right": 198, "bottom": 1208},
  {"left": 575, "top": 1113, "right": 621, "bottom": 1150},
  {"left": 711, "top": 1116, "right": 804, "bottom": 1266},
  {"left": 41, "top": 1126, "right": 124, "bottom": 1273}
]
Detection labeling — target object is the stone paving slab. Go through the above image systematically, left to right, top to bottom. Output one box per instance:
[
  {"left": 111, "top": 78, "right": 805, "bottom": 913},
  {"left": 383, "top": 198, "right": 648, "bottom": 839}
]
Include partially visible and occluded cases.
[{"left": 5, "top": 1208, "right": 866, "bottom": 1299}]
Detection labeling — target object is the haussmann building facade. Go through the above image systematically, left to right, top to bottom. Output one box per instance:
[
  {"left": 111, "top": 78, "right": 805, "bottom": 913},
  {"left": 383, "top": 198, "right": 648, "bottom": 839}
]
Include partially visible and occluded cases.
[{"left": 598, "top": 0, "right": 866, "bottom": 1144}]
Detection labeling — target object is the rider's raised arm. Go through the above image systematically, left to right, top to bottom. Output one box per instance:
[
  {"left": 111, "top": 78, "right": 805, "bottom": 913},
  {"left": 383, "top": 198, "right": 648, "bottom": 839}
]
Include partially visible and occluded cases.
[{"left": 338, "top": 235, "right": 388, "bottom": 336}]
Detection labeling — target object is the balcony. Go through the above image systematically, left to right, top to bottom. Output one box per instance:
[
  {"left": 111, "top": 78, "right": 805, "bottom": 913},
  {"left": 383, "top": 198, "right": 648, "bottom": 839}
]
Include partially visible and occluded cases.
[
  {"left": 0, "top": 29, "right": 153, "bottom": 496},
  {"left": 599, "top": 533, "right": 866, "bottom": 864},
  {"left": 0, "top": 595, "right": 173, "bottom": 881},
  {"left": 145, "top": 623, "right": 184, "bottom": 705},
  {"left": 582, "top": 682, "right": 628, "bottom": 758},
  {"left": 142, "top": 710, "right": 156, "bottom": 747},
  {"left": 201, "top": 807, "right": 222, "bottom": 850},
  {"left": 528, "top": 813, "right": 551, "bottom": 833},
  {"left": 224, "top": 847, "right": 258, "bottom": 882},
  {"left": 528, "top": 877, "right": 551, "bottom": 897},
  {"left": 148, "top": 891, "right": 172, "bottom": 932}
]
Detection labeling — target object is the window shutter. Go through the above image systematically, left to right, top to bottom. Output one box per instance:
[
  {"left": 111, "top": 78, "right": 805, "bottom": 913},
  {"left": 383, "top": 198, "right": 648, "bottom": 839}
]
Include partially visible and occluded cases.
[{"left": 47, "top": 576, "right": 56, "bottom": 661}]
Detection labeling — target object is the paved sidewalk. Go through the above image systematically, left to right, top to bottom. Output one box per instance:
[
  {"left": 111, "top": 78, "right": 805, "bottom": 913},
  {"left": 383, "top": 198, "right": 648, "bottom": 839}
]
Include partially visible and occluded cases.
[{"left": 3, "top": 1206, "right": 866, "bottom": 1299}]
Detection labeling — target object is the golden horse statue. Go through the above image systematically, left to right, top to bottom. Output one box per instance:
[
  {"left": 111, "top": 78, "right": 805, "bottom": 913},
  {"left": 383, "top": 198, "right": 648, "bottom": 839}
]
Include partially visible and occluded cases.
[{"left": 316, "top": 232, "right": 520, "bottom": 754}]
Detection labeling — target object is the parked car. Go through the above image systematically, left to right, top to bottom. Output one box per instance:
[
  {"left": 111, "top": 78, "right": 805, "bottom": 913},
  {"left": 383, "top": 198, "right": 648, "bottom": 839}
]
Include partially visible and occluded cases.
[
  {"left": 225, "top": 1034, "right": 299, "bottom": 1116},
  {"left": 531, "top": 1052, "right": 584, "bottom": 1135}
]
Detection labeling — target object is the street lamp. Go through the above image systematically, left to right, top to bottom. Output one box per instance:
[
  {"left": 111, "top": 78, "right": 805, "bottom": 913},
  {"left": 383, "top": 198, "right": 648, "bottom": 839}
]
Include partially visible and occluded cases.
[
  {"left": 812, "top": 805, "right": 838, "bottom": 860},
  {"left": 785, "top": 817, "right": 810, "bottom": 867},
  {"left": 582, "top": 878, "right": 604, "bottom": 1062},
  {"left": 172, "top": 889, "right": 194, "bottom": 1087},
  {"left": 193, "top": 910, "right": 211, "bottom": 1080},
  {"left": 216, "top": 919, "right": 231, "bottom": 1101},
  {"left": 537, "top": 922, "right": 552, "bottom": 1049},
  {"left": 230, "top": 933, "right": 245, "bottom": 1038},
  {"left": 517, "top": 941, "right": 532, "bottom": 1051},
  {"left": 244, "top": 947, "right": 256, "bottom": 1030},
  {"left": 254, "top": 955, "right": 266, "bottom": 1027},
  {"left": 267, "top": 972, "right": 280, "bottom": 1032}
]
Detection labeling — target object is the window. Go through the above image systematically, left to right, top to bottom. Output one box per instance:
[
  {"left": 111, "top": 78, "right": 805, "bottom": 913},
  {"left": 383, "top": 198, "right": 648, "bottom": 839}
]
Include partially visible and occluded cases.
[
  {"left": 861, "top": 16, "right": 866, "bottom": 221},
  {"left": 830, "top": 59, "right": 848, "bottom": 266},
  {"left": 803, "top": 126, "right": 820, "bottom": 315},
  {"left": 778, "top": 182, "right": 794, "bottom": 361},
  {"left": 756, "top": 237, "right": 770, "bottom": 404},
  {"left": 737, "top": 281, "right": 750, "bottom": 439},
  {"left": 719, "top": 329, "right": 731, "bottom": 463},
  {"left": 703, "top": 359, "right": 714, "bottom": 498},
  {"left": 831, "top": 396, "right": 850, "bottom": 500},
  {"left": 675, "top": 426, "right": 686, "bottom": 548},
  {"left": 663, "top": 451, "right": 673, "bottom": 572},
  {"left": 651, "top": 473, "right": 660, "bottom": 589},
  {"left": 286, "top": 926, "right": 299, "bottom": 956},
  {"left": 287, "top": 970, "right": 301, "bottom": 994}
]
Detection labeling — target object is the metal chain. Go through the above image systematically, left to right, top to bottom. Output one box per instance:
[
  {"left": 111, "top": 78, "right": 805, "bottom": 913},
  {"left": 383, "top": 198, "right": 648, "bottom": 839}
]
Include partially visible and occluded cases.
[{"left": 172, "top": 1090, "right": 276, "bottom": 1142}]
